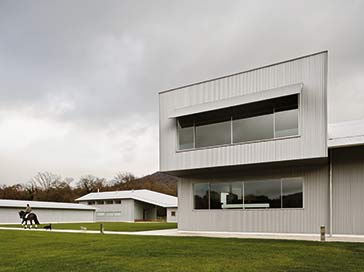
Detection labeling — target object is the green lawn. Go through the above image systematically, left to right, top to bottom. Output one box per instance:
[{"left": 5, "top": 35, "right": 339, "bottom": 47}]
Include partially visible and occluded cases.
[
  {"left": 0, "top": 222, "right": 177, "bottom": 232},
  {"left": 1, "top": 230, "right": 364, "bottom": 272}
]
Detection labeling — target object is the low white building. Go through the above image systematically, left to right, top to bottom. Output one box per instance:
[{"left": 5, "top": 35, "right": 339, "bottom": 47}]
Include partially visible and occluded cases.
[
  {"left": 76, "top": 189, "right": 178, "bottom": 223},
  {"left": 0, "top": 199, "right": 96, "bottom": 224}
]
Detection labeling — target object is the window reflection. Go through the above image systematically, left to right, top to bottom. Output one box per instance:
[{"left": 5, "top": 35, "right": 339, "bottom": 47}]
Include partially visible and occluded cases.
[
  {"left": 177, "top": 94, "right": 299, "bottom": 150},
  {"left": 178, "top": 119, "right": 194, "bottom": 150},
  {"left": 193, "top": 178, "right": 303, "bottom": 210},
  {"left": 282, "top": 179, "right": 303, "bottom": 208},
  {"left": 244, "top": 180, "right": 281, "bottom": 209},
  {"left": 194, "top": 183, "right": 209, "bottom": 209}
]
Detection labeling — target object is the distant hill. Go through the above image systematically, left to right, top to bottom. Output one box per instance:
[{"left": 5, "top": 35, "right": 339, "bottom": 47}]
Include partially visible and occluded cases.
[{"left": 108, "top": 172, "right": 178, "bottom": 196}]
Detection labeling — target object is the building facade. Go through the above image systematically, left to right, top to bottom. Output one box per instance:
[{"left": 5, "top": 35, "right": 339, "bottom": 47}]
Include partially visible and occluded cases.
[
  {"left": 159, "top": 51, "right": 364, "bottom": 235},
  {"left": 76, "top": 189, "right": 177, "bottom": 223},
  {"left": 0, "top": 199, "right": 96, "bottom": 224}
]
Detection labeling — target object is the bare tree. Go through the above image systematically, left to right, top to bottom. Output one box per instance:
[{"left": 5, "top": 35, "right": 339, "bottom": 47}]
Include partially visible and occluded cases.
[
  {"left": 31, "top": 172, "right": 63, "bottom": 191},
  {"left": 112, "top": 172, "right": 136, "bottom": 185},
  {"left": 77, "top": 175, "right": 106, "bottom": 194},
  {"left": 25, "top": 180, "right": 38, "bottom": 200}
]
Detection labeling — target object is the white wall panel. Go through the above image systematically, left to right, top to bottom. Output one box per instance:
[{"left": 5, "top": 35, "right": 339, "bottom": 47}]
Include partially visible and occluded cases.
[
  {"left": 159, "top": 52, "right": 328, "bottom": 172},
  {"left": 332, "top": 146, "right": 364, "bottom": 235},
  {"left": 177, "top": 164, "right": 329, "bottom": 234},
  {"left": 91, "top": 199, "right": 134, "bottom": 222},
  {"left": 167, "top": 207, "right": 178, "bottom": 223},
  {"left": 0, "top": 208, "right": 95, "bottom": 224}
]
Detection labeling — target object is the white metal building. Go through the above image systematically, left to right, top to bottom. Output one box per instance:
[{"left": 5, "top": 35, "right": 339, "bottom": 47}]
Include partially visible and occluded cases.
[
  {"left": 159, "top": 51, "right": 364, "bottom": 235},
  {"left": 76, "top": 189, "right": 178, "bottom": 223},
  {"left": 0, "top": 199, "right": 96, "bottom": 224}
]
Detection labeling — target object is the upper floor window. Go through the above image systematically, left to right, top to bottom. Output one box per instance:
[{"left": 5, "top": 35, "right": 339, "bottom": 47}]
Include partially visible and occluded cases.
[{"left": 177, "top": 94, "right": 299, "bottom": 150}]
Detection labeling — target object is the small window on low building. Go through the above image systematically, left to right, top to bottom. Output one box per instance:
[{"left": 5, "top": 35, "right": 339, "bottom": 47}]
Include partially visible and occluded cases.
[
  {"left": 96, "top": 200, "right": 104, "bottom": 205},
  {"left": 105, "top": 200, "right": 113, "bottom": 204},
  {"left": 114, "top": 200, "right": 121, "bottom": 204},
  {"left": 87, "top": 201, "right": 95, "bottom": 205},
  {"left": 171, "top": 211, "right": 176, "bottom": 217}
]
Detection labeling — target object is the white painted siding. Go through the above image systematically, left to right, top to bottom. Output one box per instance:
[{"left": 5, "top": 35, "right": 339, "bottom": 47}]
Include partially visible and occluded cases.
[
  {"left": 159, "top": 52, "right": 328, "bottom": 172},
  {"left": 332, "top": 146, "right": 364, "bottom": 235},
  {"left": 177, "top": 163, "right": 329, "bottom": 234},
  {"left": 79, "top": 200, "right": 135, "bottom": 222},
  {"left": 167, "top": 207, "right": 178, "bottom": 223},
  {"left": 0, "top": 208, "right": 95, "bottom": 224}
]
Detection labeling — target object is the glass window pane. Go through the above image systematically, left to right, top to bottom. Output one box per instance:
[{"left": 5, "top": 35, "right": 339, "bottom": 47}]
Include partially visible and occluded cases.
[
  {"left": 275, "top": 109, "right": 298, "bottom": 137},
  {"left": 233, "top": 113, "right": 274, "bottom": 143},
  {"left": 178, "top": 119, "right": 194, "bottom": 150},
  {"left": 195, "top": 120, "right": 231, "bottom": 148},
  {"left": 282, "top": 179, "right": 303, "bottom": 208},
  {"left": 244, "top": 180, "right": 281, "bottom": 209},
  {"left": 210, "top": 182, "right": 243, "bottom": 209},
  {"left": 226, "top": 182, "right": 243, "bottom": 209},
  {"left": 194, "top": 183, "right": 209, "bottom": 209},
  {"left": 210, "top": 183, "right": 230, "bottom": 209}
]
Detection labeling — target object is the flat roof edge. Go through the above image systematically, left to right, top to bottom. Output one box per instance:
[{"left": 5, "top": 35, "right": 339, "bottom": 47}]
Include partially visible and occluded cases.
[{"left": 159, "top": 50, "right": 328, "bottom": 94}]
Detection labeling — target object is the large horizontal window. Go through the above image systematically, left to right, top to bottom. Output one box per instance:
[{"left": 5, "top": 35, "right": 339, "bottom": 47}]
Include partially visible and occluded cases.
[
  {"left": 177, "top": 94, "right": 299, "bottom": 150},
  {"left": 193, "top": 178, "right": 303, "bottom": 210}
]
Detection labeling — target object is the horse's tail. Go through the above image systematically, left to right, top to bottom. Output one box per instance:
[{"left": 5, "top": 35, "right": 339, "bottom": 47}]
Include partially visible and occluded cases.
[{"left": 34, "top": 214, "right": 40, "bottom": 225}]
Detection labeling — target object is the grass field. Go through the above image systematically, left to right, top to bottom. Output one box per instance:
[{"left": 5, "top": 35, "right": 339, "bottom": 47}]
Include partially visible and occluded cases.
[
  {"left": 0, "top": 222, "right": 177, "bottom": 232},
  {"left": 1, "top": 230, "right": 364, "bottom": 272}
]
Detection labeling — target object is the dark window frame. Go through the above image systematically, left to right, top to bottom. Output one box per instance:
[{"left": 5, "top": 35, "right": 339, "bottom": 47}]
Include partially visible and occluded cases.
[
  {"left": 177, "top": 94, "right": 300, "bottom": 151},
  {"left": 193, "top": 177, "right": 304, "bottom": 210}
]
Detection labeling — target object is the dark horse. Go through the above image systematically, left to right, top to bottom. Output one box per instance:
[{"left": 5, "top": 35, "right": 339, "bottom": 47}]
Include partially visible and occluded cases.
[{"left": 18, "top": 211, "right": 40, "bottom": 229}]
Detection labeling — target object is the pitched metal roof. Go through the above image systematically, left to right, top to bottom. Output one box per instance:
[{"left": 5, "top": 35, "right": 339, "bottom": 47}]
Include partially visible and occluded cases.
[
  {"left": 328, "top": 119, "right": 364, "bottom": 148},
  {"left": 75, "top": 189, "right": 178, "bottom": 208},
  {"left": 0, "top": 199, "right": 96, "bottom": 210}
]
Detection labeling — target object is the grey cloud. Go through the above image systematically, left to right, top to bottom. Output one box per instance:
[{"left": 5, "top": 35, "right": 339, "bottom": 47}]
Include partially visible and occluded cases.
[{"left": 0, "top": 0, "right": 363, "bottom": 184}]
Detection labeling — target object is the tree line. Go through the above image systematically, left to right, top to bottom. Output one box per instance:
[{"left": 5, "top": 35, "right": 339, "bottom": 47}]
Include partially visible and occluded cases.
[{"left": 0, "top": 171, "right": 177, "bottom": 202}]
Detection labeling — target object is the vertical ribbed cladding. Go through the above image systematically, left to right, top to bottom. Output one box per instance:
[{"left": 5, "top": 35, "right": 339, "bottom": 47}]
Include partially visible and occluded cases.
[
  {"left": 159, "top": 51, "right": 328, "bottom": 173},
  {"left": 332, "top": 146, "right": 364, "bottom": 235},
  {"left": 177, "top": 164, "right": 328, "bottom": 234}
]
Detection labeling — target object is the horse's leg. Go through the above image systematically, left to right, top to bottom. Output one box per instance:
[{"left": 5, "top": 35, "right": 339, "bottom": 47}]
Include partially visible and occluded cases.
[
  {"left": 22, "top": 220, "right": 26, "bottom": 229},
  {"left": 30, "top": 220, "right": 33, "bottom": 229}
]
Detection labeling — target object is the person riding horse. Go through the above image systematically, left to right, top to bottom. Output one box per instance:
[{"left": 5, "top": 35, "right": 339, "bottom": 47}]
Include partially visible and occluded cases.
[
  {"left": 19, "top": 204, "right": 40, "bottom": 229},
  {"left": 24, "top": 204, "right": 32, "bottom": 219}
]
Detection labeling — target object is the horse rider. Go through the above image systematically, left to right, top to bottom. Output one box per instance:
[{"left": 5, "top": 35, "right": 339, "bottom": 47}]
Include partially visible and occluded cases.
[{"left": 24, "top": 204, "right": 32, "bottom": 219}]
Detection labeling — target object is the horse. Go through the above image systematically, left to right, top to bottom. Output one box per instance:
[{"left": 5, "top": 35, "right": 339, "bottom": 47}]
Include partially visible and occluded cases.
[{"left": 18, "top": 211, "right": 40, "bottom": 229}]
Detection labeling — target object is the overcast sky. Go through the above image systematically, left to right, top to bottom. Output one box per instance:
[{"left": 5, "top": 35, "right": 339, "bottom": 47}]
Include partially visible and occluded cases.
[{"left": 0, "top": 0, "right": 363, "bottom": 185}]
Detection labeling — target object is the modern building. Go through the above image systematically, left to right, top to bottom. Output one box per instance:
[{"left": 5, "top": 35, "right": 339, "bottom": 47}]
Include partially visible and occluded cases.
[
  {"left": 159, "top": 51, "right": 364, "bottom": 236},
  {"left": 76, "top": 189, "right": 178, "bottom": 223},
  {"left": 0, "top": 199, "right": 96, "bottom": 224}
]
